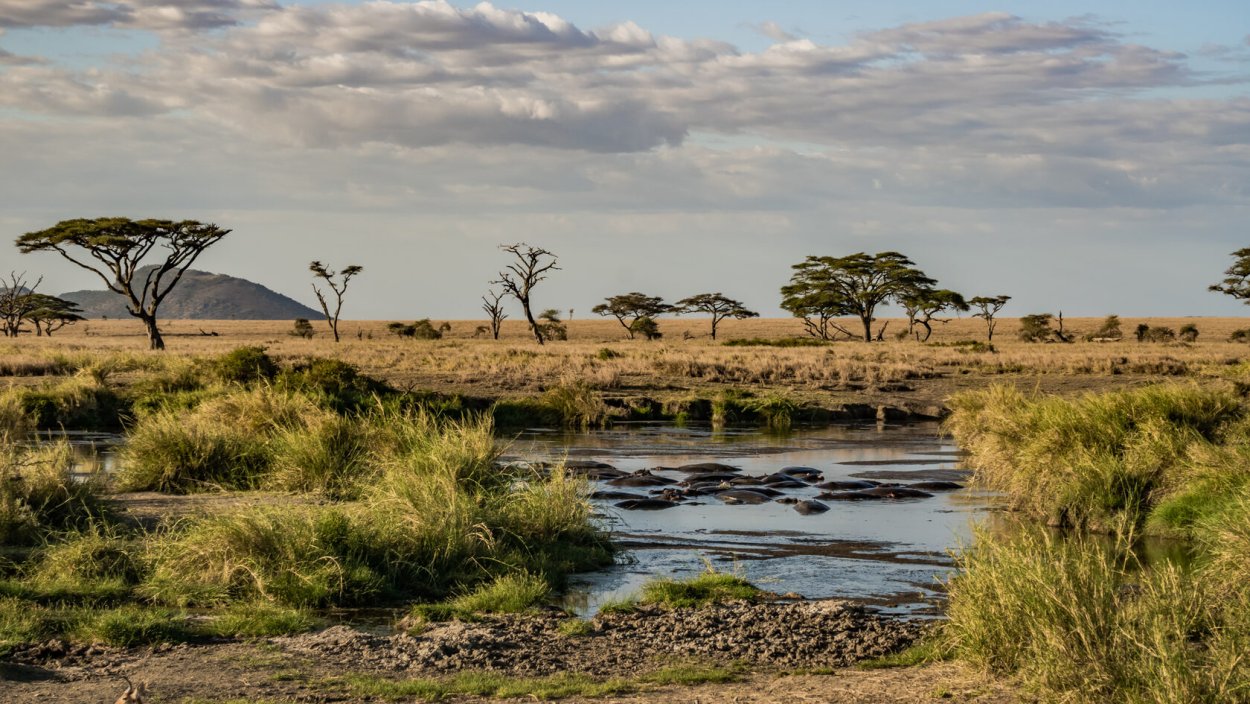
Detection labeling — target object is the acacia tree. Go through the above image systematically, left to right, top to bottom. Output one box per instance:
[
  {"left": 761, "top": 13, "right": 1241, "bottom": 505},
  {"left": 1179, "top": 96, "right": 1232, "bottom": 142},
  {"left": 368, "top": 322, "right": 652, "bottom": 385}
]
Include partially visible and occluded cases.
[
  {"left": 17, "top": 218, "right": 229, "bottom": 350},
  {"left": 493, "top": 243, "right": 559, "bottom": 345},
  {"left": 1210, "top": 248, "right": 1250, "bottom": 302},
  {"left": 781, "top": 252, "right": 935, "bottom": 342},
  {"left": 309, "top": 261, "right": 363, "bottom": 343},
  {"left": 0, "top": 271, "right": 42, "bottom": 337},
  {"left": 481, "top": 288, "right": 508, "bottom": 340},
  {"left": 900, "top": 288, "right": 968, "bottom": 342},
  {"left": 592, "top": 292, "right": 671, "bottom": 339},
  {"left": 675, "top": 293, "right": 758, "bottom": 340},
  {"left": 25, "top": 294, "right": 84, "bottom": 336},
  {"left": 968, "top": 295, "right": 1011, "bottom": 341}
]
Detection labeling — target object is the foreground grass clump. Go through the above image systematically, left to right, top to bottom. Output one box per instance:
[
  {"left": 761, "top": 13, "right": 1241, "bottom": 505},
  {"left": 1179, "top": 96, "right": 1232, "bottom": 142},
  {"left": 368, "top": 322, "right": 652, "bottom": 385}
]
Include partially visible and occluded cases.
[
  {"left": 946, "top": 383, "right": 1247, "bottom": 532},
  {"left": 137, "top": 411, "right": 611, "bottom": 608},
  {"left": 0, "top": 443, "right": 110, "bottom": 545},
  {"left": 945, "top": 525, "right": 1249, "bottom": 703},
  {"left": 599, "top": 569, "right": 763, "bottom": 613}
]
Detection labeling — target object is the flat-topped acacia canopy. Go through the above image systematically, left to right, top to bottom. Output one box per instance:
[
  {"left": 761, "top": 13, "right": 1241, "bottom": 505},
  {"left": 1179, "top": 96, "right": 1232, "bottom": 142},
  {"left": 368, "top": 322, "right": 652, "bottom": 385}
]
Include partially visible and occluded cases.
[{"left": 17, "top": 217, "right": 230, "bottom": 350}]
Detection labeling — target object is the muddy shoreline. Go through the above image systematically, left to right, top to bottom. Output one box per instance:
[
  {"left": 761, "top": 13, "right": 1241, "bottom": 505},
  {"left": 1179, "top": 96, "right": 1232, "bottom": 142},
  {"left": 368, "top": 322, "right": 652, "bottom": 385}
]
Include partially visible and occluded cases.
[{"left": 3, "top": 599, "right": 930, "bottom": 702}]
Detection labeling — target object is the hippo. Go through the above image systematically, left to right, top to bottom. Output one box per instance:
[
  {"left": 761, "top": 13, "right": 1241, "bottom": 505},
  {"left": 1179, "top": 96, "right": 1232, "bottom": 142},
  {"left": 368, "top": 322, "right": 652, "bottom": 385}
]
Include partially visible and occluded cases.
[
  {"left": 674, "top": 462, "right": 741, "bottom": 474},
  {"left": 779, "top": 467, "right": 824, "bottom": 482},
  {"left": 607, "top": 470, "right": 679, "bottom": 488},
  {"left": 680, "top": 472, "right": 740, "bottom": 484},
  {"left": 728, "top": 475, "right": 767, "bottom": 486},
  {"left": 762, "top": 476, "right": 811, "bottom": 489},
  {"left": 815, "top": 480, "right": 881, "bottom": 491},
  {"left": 907, "top": 481, "right": 965, "bottom": 491},
  {"left": 862, "top": 486, "right": 934, "bottom": 499},
  {"left": 649, "top": 488, "right": 690, "bottom": 502},
  {"left": 715, "top": 489, "right": 774, "bottom": 505},
  {"left": 590, "top": 490, "right": 648, "bottom": 501},
  {"left": 817, "top": 491, "right": 879, "bottom": 501},
  {"left": 775, "top": 497, "right": 799, "bottom": 504},
  {"left": 615, "top": 498, "right": 680, "bottom": 510},
  {"left": 793, "top": 500, "right": 830, "bottom": 515}
]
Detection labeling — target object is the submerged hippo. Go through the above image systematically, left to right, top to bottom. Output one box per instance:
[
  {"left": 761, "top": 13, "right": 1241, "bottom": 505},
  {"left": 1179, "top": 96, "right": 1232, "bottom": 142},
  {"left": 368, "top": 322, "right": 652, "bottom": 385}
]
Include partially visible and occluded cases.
[
  {"left": 674, "top": 462, "right": 741, "bottom": 474},
  {"left": 779, "top": 466, "right": 824, "bottom": 482},
  {"left": 607, "top": 470, "right": 679, "bottom": 488},
  {"left": 680, "top": 472, "right": 740, "bottom": 484},
  {"left": 762, "top": 476, "right": 811, "bottom": 489},
  {"left": 815, "top": 480, "right": 881, "bottom": 491},
  {"left": 907, "top": 481, "right": 965, "bottom": 491},
  {"left": 862, "top": 486, "right": 934, "bottom": 499},
  {"left": 715, "top": 489, "right": 774, "bottom": 505},
  {"left": 590, "top": 490, "right": 647, "bottom": 501},
  {"left": 615, "top": 498, "right": 680, "bottom": 511},
  {"left": 793, "top": 500, "right": 830, "bottom": 515}
]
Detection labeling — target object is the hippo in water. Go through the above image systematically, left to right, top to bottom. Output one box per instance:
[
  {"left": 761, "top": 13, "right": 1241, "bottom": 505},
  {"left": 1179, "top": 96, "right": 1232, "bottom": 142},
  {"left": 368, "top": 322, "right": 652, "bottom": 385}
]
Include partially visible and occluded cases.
[
  {"left": 674, "top": 462, "right": 741, "bottom": 474},
  {"left": 779, "top": 466, "right": 824, "bottom": 482},
  {"left": 607, "top": 470, "right": 679, "bottom": 488},
  {"left": 680, "top": 472, "right": 740, "bottom": 485},
  {"left": 761, "top": 475, "right": 811, "bottom": 489},
  {"left": 815, "top": 480, "right": 880, "bottom": 491},
  {"left": 907, "top": 481, "right": 965, "bottom": 491},
  {"left": 715, "top": 489, "right": 774, "bottom": 505},
  {"left": 590, "top": 490, "right": 648, "bottom": 501},
  {"left": 615, "top": 498, "right": 680, "bottom": 510},
  {"left": 793, "top": 500, "right": 830, "bottom": 515}
]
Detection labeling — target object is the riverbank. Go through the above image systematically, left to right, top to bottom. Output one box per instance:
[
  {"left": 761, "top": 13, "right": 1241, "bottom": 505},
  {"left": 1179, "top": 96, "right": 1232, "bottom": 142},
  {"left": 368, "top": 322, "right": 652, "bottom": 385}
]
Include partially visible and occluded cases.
[{"left": 3, "top": 599, "right": 1021, "bottom": 703}]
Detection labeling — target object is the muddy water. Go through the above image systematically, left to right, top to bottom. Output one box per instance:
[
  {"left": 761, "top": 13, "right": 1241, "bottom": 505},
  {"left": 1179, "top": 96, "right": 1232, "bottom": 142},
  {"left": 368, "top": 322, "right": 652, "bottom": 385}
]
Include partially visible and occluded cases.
[{"left": 504, "top": 422, "right": 1000, "bottom": 617}]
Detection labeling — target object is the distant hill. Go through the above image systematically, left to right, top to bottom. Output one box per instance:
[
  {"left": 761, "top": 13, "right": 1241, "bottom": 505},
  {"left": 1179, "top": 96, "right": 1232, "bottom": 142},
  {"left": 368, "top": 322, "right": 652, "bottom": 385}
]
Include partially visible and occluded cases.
[{"left": 62, "top": 267, "right": 321, "bottom": 320}]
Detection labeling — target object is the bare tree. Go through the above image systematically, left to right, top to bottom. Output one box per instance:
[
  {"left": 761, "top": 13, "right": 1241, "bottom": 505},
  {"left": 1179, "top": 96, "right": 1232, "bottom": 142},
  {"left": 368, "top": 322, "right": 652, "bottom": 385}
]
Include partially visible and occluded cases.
[
  {"left": 17, "top": 218, "right": 229, "bottom": 350},
  {"left": 492, "top": 243, "right": 559, "bottom": 345},
  {"left": 309, "top": 261, "right": 362, "bottom": 343},
  {"left": 0, "top": 271, "right": 42, "bottom": 337},
  {"left": 481, "top": 288, "right": 508, "bottom": 340},
  {"left": 969, "top": 295, "right": 1011, "bottom": 341}
]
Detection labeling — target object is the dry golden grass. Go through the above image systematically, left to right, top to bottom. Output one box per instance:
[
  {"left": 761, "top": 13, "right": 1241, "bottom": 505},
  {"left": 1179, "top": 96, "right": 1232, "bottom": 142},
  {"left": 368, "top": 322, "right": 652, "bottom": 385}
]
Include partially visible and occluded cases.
[{"left": 3, "top": 316, "right": 1248, "bottom": 409}]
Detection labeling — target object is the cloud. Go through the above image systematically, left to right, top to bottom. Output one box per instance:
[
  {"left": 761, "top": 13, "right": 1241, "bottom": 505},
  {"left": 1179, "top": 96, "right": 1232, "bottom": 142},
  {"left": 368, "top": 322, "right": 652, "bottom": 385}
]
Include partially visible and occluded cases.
[
  {"left": 0, "top": 0, "right": 280, "bottom": 31},
  {"left": 750, "top": 20, "right": 797, "bottom": 42}
]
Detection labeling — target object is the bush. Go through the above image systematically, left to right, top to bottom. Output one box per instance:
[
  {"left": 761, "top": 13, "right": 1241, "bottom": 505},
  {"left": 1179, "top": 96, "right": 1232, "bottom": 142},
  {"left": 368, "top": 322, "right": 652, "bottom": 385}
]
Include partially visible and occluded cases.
[
  {"left": 1019, "top": 313, "right": 1054, "bottom": 342},
  {"left": 1086, "top": 315, "right": 1123, "bottom": 341},
  {"left": 629, "top": 316, "right": 661, "bottom": 340},
  {"left": 291, "top": 318, "right": 315, "bottom": 339},
  {"left": 1179, "top": 323, "right": 1199, "bottom": 343},
  {"left": 1230, "top": 329, "right": 1250, "bottom": 343},
  {"left": 213, "top": 346, "right": 279, "bottom": 385},
  {"left": 638, "top": 571, "right": 760, "bottom": 608},
  {"left": 447, "top": 572, "right": 550, "bottom": 614}
]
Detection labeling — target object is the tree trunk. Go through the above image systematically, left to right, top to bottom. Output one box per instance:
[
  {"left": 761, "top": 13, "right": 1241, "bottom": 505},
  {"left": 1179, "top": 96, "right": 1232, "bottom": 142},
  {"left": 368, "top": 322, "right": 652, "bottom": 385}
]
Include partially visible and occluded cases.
[
  {"left": 521, "top": 299, "right": 544, "bottom": 345},
  {"left": 142, "top": 315, "right": 165, "bottom": 350},
  {"left": 861, "top": 316, "right": 873, "bottom": 342},
  {"left": 710, "top": 320, "right": 718, "bottom": 340},
  {"left": 921, "top": 321, "right": 933, "bottom": 342}
]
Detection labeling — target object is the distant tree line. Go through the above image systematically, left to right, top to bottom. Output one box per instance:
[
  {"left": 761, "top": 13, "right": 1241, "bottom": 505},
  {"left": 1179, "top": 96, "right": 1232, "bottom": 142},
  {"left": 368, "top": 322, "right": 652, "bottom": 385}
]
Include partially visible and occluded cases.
[{"left": 10, "top": 216, "right": 1250, "bottom": 349}]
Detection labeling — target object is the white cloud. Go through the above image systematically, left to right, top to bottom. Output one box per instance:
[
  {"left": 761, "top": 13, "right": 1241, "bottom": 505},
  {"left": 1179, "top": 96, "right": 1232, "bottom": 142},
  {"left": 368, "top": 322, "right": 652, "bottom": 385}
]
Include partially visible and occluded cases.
[{"left": 0, "top": 0, "right": 280, "bottom": 31}]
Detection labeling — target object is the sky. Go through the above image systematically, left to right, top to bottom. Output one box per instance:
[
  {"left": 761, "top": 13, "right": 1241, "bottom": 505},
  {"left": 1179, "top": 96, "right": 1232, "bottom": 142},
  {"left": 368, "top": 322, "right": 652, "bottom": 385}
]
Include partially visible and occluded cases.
[{"left": 0, "top": 1, "right": 1247, "bottom": 320}]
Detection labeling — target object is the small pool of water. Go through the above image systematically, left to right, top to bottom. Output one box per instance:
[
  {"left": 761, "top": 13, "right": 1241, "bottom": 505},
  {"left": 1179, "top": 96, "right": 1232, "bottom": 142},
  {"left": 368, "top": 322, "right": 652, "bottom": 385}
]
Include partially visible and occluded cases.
[{"left": 503, "top": 422, "right": 1000, "bottom": 616}]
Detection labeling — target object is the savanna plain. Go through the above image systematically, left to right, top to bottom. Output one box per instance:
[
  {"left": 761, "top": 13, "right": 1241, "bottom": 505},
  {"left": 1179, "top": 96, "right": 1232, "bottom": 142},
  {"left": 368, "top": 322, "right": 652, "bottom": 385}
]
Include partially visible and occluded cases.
[{"left": 3, "top": 316, "right": 1250, "bottom": 703}]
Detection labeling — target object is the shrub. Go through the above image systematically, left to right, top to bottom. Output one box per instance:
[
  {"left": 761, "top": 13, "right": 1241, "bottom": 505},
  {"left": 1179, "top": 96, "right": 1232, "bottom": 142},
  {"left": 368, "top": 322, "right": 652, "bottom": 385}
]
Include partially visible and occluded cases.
[
  {"left": 1018, "top": 313, "right": 1054, "bottom": 342},
  {"left": 1086, "top": 315, "right": 1123, "bottom": 341},
  {"left": 629, "top": 316, "right": 661, "bottom": 340},
  {"left": 291, "top": 318, "right": 315, "bottom": 339},
  {"left": 1179, "top": 323, "right": 1199, "bottom": 343},
  {"left": 1230, "top": 329, "right": 1250, "bottom": 343},
  {"left": 213, "top": 346, "right": 279, "bottom": 385}
]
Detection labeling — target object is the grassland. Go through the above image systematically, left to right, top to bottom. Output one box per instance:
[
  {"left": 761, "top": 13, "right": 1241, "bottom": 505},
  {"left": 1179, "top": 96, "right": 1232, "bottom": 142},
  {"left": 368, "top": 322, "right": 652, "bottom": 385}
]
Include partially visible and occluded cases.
[{"left": 4, "top": 316, "right": 1248, "bottom": 424}]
